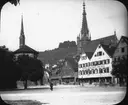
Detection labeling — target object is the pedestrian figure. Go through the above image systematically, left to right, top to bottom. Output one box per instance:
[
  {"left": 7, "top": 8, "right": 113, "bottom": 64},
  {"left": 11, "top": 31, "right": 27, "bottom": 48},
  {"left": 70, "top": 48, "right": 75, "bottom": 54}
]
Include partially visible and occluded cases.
[{"left": 50, "top": 82, "right": 53, "bottom": 91}]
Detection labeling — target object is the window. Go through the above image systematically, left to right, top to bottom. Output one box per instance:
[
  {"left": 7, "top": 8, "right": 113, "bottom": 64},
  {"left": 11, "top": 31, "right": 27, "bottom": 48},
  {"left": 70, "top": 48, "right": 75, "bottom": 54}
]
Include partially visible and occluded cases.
[
  {"left": 121, "top": 47, "right": 125, "bottom": 53},
  {"left": 97, "top": 51, "right": 102, "bottom": 56},
  {"left": 99, "top": 51, "right": 102, "bottom": 56},
  {"left": 82, "top": 56, "right": 87, "bottom": 60},
  {"left": 114, "top": 58, "right": 116, "bottom": 62},
  {"left": 106, "top": 59, "right": 110, "bottom": 64},
  {"left": 100, "top": 60, "right": 103, "bottom": 65},
  {"left": 102, "top": 60, "right": 105, "bottom": 64},
  {"left": 104, "top": 60, "right": 106, "bottom": 64},
  {"left": 96, "top": 61, "right": 98, "bottom": 65},
  {"left": 98, "top": 61, "right": 101, "bottom": 65},
  {"left": 88, "top": 62, "right": 90, "bottom": 66},
  {"left": 91, "top": 62, "right": 93, "bottom": 66},
  {"left": 93, "top": 62, "right": 95, "bottom": 65},
  {"left": 93, "top": 62, "right": 95, "bottom": 66},
  {"left": 86, "top": 63, "right": 88, "bottom": 67},
  {"left": 83, "top": 64, "right": 85, "bottom": 67},
  {"left": 106, "top": 67, "right": 109, "bottom": 73},
  {"left": 99, "top": 68, "right": 103, "bottom": 73},
  {"left": 103, "top": 68, "right": 106, "bottom": 73},
  {"left": 92, "top": 69, "right": 95, "bottom": 74},
  {"left": 95, "top": 69, "right": 98, "bottom": 73},
  {"left": 83, "top": 70, "right": 85, "bottom": 75},
  {"left": 84, "top": 70, "right": 86, "bottom": 74},
  {"left": 85, "top": 70, "right": 87, "bottom": 74},
  {"left": 86, "top": 70, "right": 88, "bottom": 74},
  {"left": 89, "top": 70, "right": 91, "bottom": 74},
  {"left": 79, "top": 71, "right": 81, "bottom": 75},
  {"left": 81, "top": 71, "right": 83, "bottom": 75}
]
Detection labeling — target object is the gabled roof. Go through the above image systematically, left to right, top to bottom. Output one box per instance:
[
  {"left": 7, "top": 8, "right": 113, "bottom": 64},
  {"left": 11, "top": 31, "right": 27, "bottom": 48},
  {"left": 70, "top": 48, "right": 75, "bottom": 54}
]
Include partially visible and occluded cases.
[
  {"left": 83, "top": 35, "right": 118, "bottom": 53},
  {"left": 113, "top": 36, "right": 128, "bottom": 55},
  {"left": 120, "top": 36, "right": 128, "bottom": 44},
  {"left": 101, "top": 44, "right": 116, "bottom": 57},
  {"left": 14, "top": 45, "right": 38, "bottom": 54},
  {"left": 85, "top": 52, "right": 93, "bottom": 59}
]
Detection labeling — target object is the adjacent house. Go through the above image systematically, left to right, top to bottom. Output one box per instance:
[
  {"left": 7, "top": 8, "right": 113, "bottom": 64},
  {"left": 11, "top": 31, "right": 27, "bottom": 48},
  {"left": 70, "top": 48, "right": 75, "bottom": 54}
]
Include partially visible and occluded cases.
[
  {"left": 112, "top": 36, "right": 128, "bottom": 84},
  {"left": 113, "top": 36, "right": 128, "bottom": 62}
]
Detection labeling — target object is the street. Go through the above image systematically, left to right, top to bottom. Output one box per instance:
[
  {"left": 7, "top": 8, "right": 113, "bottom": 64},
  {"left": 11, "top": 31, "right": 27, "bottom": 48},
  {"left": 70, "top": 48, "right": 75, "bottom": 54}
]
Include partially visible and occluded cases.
[{"left": 0, "top": 85, "right": 126, "bottom": 105}]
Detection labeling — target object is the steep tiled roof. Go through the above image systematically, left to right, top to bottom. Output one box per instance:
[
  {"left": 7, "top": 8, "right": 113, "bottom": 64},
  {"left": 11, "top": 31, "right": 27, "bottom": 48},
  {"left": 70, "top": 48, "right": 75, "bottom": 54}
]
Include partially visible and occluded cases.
[
  {"left": 83, "top": 35, "right": 118, "bottom": 53},
  {"left": 101, "top": 44, "right": 116, "bottom": 57},
  {"left": 14, "top": 45, "right": 38, "bottom": 54},
  {"left": 85, "top": 52, "right": 93, "bottom": 59}
]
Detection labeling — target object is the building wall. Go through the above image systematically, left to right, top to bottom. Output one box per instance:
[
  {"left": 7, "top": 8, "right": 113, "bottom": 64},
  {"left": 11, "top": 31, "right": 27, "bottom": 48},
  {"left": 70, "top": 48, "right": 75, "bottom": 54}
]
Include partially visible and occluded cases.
[
  {"left": 15, "top": 53, "right": 35, "bottom": 59},
  {"left": 78, "top": 53, "right": 90, "bottom": 78}
]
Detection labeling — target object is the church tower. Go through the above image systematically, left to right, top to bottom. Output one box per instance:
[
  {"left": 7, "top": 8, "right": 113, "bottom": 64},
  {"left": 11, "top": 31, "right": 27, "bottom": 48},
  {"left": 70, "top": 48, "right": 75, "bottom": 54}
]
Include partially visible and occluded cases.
[
  {"left": 77, "top": 1, "right": 91, "bottom": 55},
  {"left": 19, "top": 15, "right": 25, "bottom": 48}
]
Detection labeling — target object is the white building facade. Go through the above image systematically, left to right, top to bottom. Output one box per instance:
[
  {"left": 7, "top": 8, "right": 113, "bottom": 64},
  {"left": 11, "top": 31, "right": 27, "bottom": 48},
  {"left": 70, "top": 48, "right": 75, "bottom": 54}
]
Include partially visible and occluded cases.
[{"left": 78, "top": 44, "right": 114, "bottom": 84}]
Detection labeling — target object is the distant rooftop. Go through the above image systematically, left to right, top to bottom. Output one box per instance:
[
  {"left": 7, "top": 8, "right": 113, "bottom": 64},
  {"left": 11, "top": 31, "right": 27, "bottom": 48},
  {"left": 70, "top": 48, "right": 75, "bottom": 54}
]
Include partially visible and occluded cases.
[{"left": 14, "top": 45, "right": 38, "bottom": 54}]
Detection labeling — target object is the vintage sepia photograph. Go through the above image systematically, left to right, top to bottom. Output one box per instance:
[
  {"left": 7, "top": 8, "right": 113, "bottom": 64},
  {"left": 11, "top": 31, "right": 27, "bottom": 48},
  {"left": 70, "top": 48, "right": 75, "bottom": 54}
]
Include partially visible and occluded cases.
[{"left": 0, "top": 0, "right": 127, "bottom": 105}]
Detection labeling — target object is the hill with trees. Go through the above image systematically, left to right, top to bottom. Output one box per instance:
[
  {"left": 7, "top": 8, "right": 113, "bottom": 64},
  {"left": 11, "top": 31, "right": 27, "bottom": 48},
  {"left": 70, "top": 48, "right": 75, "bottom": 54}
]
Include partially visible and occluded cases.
[{"left": 38, "top": 41, "right": 77, "bottom": 65}]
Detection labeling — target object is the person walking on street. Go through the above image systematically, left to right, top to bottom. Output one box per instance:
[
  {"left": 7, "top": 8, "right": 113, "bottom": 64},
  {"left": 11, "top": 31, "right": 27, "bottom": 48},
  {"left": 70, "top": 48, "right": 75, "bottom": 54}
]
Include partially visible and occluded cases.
[{"left": 50, "top": 82, "right": 53, "bottom": 91}]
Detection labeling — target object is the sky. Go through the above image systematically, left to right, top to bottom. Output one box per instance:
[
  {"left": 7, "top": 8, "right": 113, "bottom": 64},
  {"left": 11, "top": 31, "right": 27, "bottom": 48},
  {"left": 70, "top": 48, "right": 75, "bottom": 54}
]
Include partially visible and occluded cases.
[{"left": 0, "top": 0, "right": 127, "bottom": 51}]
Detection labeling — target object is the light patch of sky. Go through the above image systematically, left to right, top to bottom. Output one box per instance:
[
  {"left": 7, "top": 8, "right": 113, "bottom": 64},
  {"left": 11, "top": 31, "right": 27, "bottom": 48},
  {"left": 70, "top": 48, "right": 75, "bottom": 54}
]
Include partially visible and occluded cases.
[{"left": 0, "top": 0, "right": 127, "bottom": 51}]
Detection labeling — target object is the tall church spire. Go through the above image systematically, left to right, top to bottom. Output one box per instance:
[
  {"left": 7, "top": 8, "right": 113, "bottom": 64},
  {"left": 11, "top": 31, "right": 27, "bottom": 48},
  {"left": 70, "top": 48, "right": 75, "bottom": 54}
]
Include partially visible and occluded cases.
[
  {"left": 77, "top": 1, "right": 91, "bottom": 55},
  {"left": 80, "top": 1, "right": 90, "bottom": 40},
  {"left": 19, "top": 15, "right": 25, "bottom": 48}
]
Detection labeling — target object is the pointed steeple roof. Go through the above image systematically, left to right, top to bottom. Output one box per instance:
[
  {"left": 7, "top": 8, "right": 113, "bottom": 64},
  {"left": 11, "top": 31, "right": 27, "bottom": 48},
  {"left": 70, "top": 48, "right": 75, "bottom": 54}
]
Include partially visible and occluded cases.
[
  {"left": 81, "top": 1, "right": 89, "bottom": 38},
  {"left": 19, "top": 15, "right": 25, "bottom": 48},
  {"left": 20, "top": 15, "right": 25, "bottom": 36}
]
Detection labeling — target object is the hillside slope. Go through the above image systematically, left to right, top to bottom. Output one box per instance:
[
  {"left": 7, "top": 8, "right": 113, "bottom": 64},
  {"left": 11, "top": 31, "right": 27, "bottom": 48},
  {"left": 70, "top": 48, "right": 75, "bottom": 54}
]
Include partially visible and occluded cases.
[{"left": 38, "top": 47, "right": 77, "bottom": 65}]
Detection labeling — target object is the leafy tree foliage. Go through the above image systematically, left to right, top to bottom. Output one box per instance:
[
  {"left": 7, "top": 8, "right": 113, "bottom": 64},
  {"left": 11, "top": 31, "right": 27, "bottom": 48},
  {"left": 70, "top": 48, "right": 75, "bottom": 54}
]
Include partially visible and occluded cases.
[
  {"left": 0, "top": 46, "right": 21, "bottom": 90},
  {"left": 16, "top": 55, "right": 44, "bottom": 89},
  {"left": 112, "top": 56, "right": 128, "bottom": 86}
]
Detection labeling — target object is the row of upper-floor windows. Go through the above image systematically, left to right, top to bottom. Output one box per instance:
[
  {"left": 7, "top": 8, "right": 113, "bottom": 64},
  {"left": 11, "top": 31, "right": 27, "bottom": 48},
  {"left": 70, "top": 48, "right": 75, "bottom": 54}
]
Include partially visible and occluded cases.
[
  {"left": 113, "top": 55, "right": 128, "bottom": 62},
  {"left": 79, "top": 59, "right": 110, "bottom": 68},
  {"left": 79, "top": 67, "right": 109, "bottom": 75}
]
